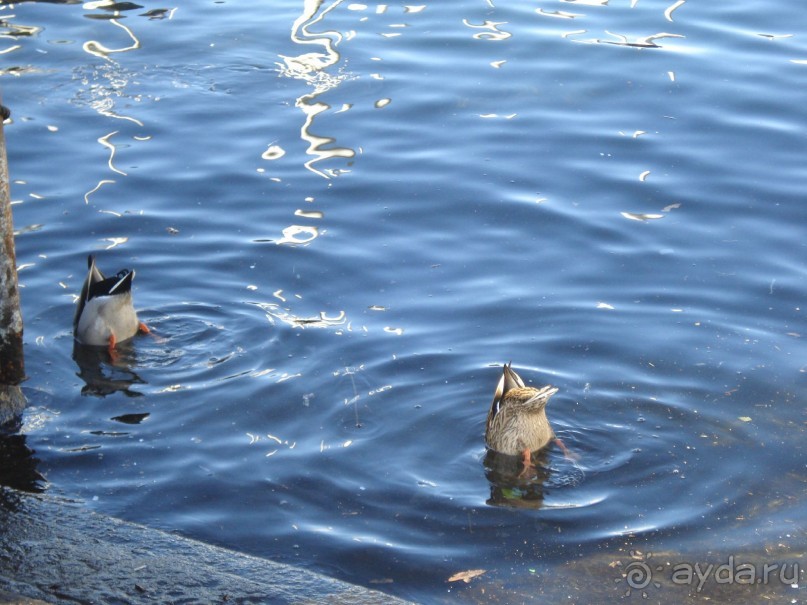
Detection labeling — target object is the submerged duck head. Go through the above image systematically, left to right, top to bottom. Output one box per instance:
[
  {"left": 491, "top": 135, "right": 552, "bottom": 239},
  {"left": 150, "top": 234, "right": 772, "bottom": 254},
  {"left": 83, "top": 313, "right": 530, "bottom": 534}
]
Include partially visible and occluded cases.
[{"left": 74, "top": 254, "right": 142, "bottom": 349}]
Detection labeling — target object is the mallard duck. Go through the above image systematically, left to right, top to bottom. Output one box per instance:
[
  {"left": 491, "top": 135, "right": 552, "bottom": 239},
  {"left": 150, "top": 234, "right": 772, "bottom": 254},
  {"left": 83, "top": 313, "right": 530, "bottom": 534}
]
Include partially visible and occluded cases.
[
  {"left": 73, "top": 254, "right": 149, "bottom": 353},
  {"left": 485, "top": 363, "right": 559, "bottom": 469}
]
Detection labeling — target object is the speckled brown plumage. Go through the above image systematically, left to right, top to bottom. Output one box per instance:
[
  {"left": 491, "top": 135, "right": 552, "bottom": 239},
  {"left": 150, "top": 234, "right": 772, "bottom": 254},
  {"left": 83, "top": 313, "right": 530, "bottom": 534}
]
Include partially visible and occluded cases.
[{"left": 485, "top": 363, "right": 558, "bottom": 456}]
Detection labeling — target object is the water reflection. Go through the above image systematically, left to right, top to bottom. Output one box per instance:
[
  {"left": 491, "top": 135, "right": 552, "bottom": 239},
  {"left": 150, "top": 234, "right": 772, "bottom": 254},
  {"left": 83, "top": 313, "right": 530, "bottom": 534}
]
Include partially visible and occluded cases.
[
  {"left": 8, "top": 0, "right": 806, "bottom": 598},
  {"left": 278, "top": 0, "right": 356, "bottom": 178},
  {"left": 536, "top": 0, "right": 690, "bottom": 51},
  {"left": 562, "top": 0, "right": 608, "bottom": 5},
  {"left": 664, "top": 0, "right": 686, "bottom": 22},
  {"left": 71, "top": 4, "right": 153, "bottom": 205},
  {"left": 140, "top": 8, "right": 176, "bottom": 20},
  {"left": 535, "top": 9, "right": 583, "bottom": 19},
  {"left": 81, "top": 11, "right": 140, "bottom": 60},
  {"left": 0, "top": 12, "right": 41, "bottom": 76},
  {"left": 0, "top": 15, "right": 42, "bottom": 39},
  {"left": 462, "top": 19, "right": 512, "bottom": 41},
  {"left": 564, "top": 30, "right": 685, "bottom": 48},
  {"left": 598, "top": 31, "right": 685, "bottom": 49},
  {"left": 97, "top": 130, "right": 128, "bottom": 175},
  {"left": 252, "top": 224, "right": 321, "bottom": 245},
  {"left": 277, "top": 224, "right": 319, "bottom": 245},
  {"left": 249, "top": 301, "right": 347, "bottom": 330},
  {"left": 73, "top": 342, "right": 147, "bottom": 397},
  {"left": 110, "top": 412, "right": 149, "bottom": 424},
  {"left": 0, "top": 432, "right": 46, "bottom": 493},
  {"left": 484, "top": 448, "right": 552, "bottom": 509}
]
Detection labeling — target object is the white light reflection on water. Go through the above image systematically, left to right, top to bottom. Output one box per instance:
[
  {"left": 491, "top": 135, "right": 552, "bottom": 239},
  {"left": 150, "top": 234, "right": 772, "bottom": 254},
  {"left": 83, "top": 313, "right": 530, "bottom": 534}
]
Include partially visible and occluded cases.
[
  {"left": 5, "top": 0, "right": 807, "bottom": 600},
  {"left": 277, "top": 0, "right": 356, "bottom": 179},
  {"left": 664, "top": 0, "right": 686, "bottom": 22},
  {"left": 70, "top": 6, "right": 152, "bottom": 214},
  {"left": 536, "top": 9, "right": 583, "bottom": 20},
  {"left": 82, "top": 13, "right": 141, "bottom": 59},
  {"left": 462, "top": 19, "right": 512, "bottom": 42},
  {"left": 568, "top": 30, "right": 686, "bottom": 48},
  {"left": 97, "top": 131, "right": 126, "bottom": 176},
  {"left": 261, "top": 144, "right": 286, "bottom": 160},
  {"left": 620, "top": 211, "right": 665, "bottom": 221},
  {"left": 277, "top": 224, "right": 320, "bottom": 245},
  {"left": 253, "top": 226, "right": 322, "bottom": 246},
  {"left": 249, "top": 301, "right": 347, "bottom": 330}
]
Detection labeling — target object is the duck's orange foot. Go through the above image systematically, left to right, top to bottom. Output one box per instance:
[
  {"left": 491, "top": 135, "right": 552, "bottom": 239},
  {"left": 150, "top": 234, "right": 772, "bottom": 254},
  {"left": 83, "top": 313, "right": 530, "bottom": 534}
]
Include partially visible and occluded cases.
[
  {"left": 138, "top": 321, "right": 150, "bottom": 334},
  {"left": 107, "top": 334, "right": 119, "bottom": 361},
  {"left": 555, "top": 438, "right": 580, "bottom": 462},
  {"left": 518, "top": 448, "right": 537, "bottom": 478}
]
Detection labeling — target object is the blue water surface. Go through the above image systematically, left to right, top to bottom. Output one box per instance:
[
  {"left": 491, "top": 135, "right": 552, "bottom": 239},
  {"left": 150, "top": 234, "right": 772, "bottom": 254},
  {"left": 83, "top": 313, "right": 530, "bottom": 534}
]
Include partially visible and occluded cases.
[{"left": 2, "top": 0, "right": 805, "bottom": 601}]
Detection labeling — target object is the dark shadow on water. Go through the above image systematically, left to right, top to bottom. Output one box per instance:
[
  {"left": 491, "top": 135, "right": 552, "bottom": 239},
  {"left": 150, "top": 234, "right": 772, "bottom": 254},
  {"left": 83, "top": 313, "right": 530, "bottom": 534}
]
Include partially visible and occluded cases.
[
  {"left": 72, "top": 341, "right": 147, "bottom": 398},
  {"left": 110, "top": 412, "right": 150, "bottom": 424},
  {"left": 0, "top": 429, "right": 46, "bottom": 494},
  {"left": 483, "top": 447, "right": 552, "bottom": 509}
]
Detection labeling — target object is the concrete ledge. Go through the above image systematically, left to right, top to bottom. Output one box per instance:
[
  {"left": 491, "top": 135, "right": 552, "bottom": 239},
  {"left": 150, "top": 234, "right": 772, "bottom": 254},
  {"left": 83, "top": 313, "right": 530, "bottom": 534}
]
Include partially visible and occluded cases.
[
  {"left": 0, "top": 487, "right": 413, "bottom": 605},
  {"left": 0, "top": 589, "right": 49, "bottom": 605}
]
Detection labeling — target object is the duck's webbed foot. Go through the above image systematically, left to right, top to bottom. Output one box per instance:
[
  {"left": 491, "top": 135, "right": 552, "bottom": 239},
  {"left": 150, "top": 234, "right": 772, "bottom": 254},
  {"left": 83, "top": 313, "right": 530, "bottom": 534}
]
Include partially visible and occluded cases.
[
  {"left": 555, "top": 438, "right": 580, "bottom": 462},
  {"left": 518, "top": 448, "right": 537, "bottom": 478}
]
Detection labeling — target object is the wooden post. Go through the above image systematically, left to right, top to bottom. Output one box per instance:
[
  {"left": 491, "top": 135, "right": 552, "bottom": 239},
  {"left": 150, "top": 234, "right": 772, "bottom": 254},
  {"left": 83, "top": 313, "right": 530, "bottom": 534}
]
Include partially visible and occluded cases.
[{"left": 0, "top": 102, "right": 26, "bottom": 425}]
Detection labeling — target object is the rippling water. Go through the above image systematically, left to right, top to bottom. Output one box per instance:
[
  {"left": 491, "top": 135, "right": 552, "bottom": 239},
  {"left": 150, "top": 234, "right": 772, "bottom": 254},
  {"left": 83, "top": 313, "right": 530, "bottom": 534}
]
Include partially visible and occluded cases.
[{"left": 3, "top": 0, "right": 805, "bottom": 601}]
